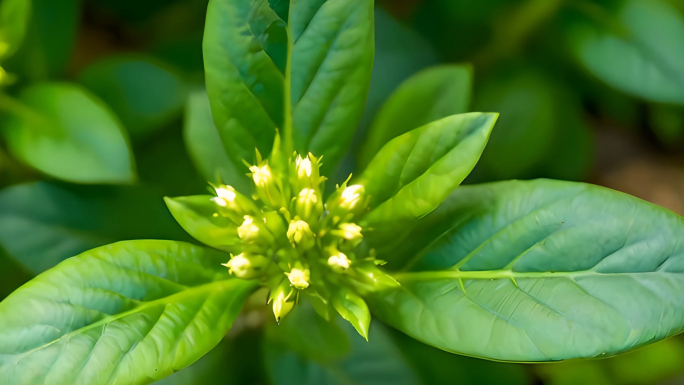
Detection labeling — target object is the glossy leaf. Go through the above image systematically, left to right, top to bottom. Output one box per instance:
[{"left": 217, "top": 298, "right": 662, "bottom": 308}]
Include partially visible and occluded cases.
[
  {"left": 0, "top": 0, "right": 31, "bottom": 60},
  {"left": 203, "top": 0, "right": 374, "bottom": 172},
  {"left": 565, "top": 0, "right": 684, "bottom": 104},
  {"left": 79, "top": 56, "right": 190, "bottom": 141},
  {"left": 358, "top": 64, "right": 473, "bottom": 169},
  {"left": 0, "top": 83, "right": 136, "bottom": 184},
  {"left": 183, "top": 91, "right": 251, "bottom": 192},
  {"left": 357, "top": 113, "right": 497, "bottom": 232},
  {"left": 369, "top": 179, "right": 684, "bottom": 361},
  {"left": 0, "top": 182, "right": 192, "bottom": 274},
  {"left": 165, "top": 195, "right": 240, "bottom": 252},
  {"left": 0, "top": 240, "right": 257, "bottom": 384},
  {"left": 332, "top": 287, "right": 371, "bottom": 341},
  {"left": 263, "top": 320, "right": 421, "bottom": 385}
]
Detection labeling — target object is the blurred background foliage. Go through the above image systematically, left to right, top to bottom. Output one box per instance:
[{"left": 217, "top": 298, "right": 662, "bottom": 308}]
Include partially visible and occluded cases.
[{"left": 1, "top": 0, "right": 684, "bottom": 384}]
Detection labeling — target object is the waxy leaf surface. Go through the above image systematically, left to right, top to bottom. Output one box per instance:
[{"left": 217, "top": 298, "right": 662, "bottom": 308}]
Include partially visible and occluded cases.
[
  {"left": 369, "top": 180, "right": 684, "bottom": 361},
  {"left": 0, "top": 240, "right": 257, "bottom": 384}
]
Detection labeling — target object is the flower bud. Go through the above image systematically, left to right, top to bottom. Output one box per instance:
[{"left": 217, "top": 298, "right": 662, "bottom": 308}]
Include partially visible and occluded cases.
[
  {"left": 294, "top": 152, "right": 322, "bottom": 191},
  {"left": 250, "top": 164, "right": 284, "bottom": 208},
  {"left": 211, "top": 185, "right": 259, "bottom": 224},
  {"left": 339, "top": 185, "right": 364, "bottom": 210},
  {"left": 295, "top": 188, "right": 323, "bottom": 223},
  {"left": 238, "top": 216, "right": 275, "bottom": 245},
  {"left": 287, "top": 220, "right": 316, "bottom": 251},
  {"left": 335, "top": 223, "right": 363, "bottom": 242},
  {"left": 327, "top": 251, "right": 351, "bottom": 272},
  {"left": 222, "top": 253, "right": 270, "bottom": 279},
  {"left": 286, "top": 267, "right": 310, "bottom": 290},
  {"left": 270, "top": 279, "right": 295, "bottom": 323}
]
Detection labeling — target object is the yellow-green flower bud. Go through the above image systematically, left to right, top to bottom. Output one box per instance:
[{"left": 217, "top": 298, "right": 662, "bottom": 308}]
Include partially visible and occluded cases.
[
  {"left": 294, "top": 152, "right": 322, "bottom": 191},
  {"left": 250, "top": 164, "right": 284, "bottom": 208},
  {"left": 211, "top": 185, "right": 259, "bottom": 224},
  {"left": 339, "top": 185, "right": 364, "bottom": 210},
  {"left": 295, "top": 188, "right": 323, "bottom": 223},
  {"left": 238, "top": 215, "right": 275, "bottom": 245},
  {"left": 287, "top": 220, "right": 316, "bottom": 251},
  {"left": 336, "top": 223, "right": 363, "bottom": 241},
  {"left": 327, "top": 251, "right": 351, "bottom": 272},
  {"left": 222, "top": 253, "right": 270, "bottom": 279},
  {"left": 286, "top": 267, "right": 310, "bottom": 289},
  {"left": 270, "top": 279, "right": 295, "bottom": 322}
]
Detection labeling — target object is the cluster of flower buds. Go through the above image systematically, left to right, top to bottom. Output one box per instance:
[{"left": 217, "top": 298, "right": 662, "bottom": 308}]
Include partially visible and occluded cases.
[{"left": 209, "top": 149, "right": 398, "bottom": 326}]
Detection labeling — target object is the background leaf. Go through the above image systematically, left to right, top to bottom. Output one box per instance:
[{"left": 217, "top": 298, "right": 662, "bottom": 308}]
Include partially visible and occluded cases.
[
  {"left": 0, "top": 0, "right": 31, "bottom": 60},
  {"left": 4, "top": 0, "right": 78, "bottom": 80},
  {"left": 564, "top": 0, "right": 684, "bottom": 104},
  {"left": 79, "top": 56, "right": 190, "bottom": 141},
  {"left": 358, "top": 64, "right": 473, "bottom": 170},
  {"left": 0, "top": 82, "right": 136, "bottom": 184},
  {"left": 183, "top": 91, "right": 251, "bottom": 192},
  {"left": 369, "top": 179, "right": 684, "bottom": 361},
  {"left": 0, "top": 181, "right": 192, "bottom": 274},
  {"left": 0, "top": 240, "right": 257, "bottom": 385},
  {"left": 263, "top": 318, "right": 421, "bottom": 385}
]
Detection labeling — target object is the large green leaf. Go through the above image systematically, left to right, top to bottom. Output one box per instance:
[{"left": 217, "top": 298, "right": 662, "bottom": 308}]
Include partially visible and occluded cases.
[
  {"left": 0, "top": 0, "right": 31, "bottom": 60},
  {"left": 203, "top": 0, "right": 374, "bottom": 172},
  {"left": 565, "top": 0, "right": 684, "bottom": 104},
  {"left": 79, "top": 56, "right": 190, "bottom": 141},
  {"left": 358, "top": 64, "right": 473, "bottom": 169},
  {"left": 358, "top": 65, "right": 473, "bottom": 169},
  {"left": 0, "top": 82, "right": 136, "bottom": 184},
  {"left": 183, "top": 91, "right": 251, "bottom": 192},
  {"left": 357, "top": 113, "right": 497, "bottom": 233},
  {"left": 368, "top": 179, "right": 684, "bottom": 361},
  {"left": 0, "top": 182, "right": 192, "bottom": 274},
  {"left": 0, "top": 240, "right": 258, "bottom": 385},
  {"left": 263, "top": 318, "right": 421, "bottom": 385}
]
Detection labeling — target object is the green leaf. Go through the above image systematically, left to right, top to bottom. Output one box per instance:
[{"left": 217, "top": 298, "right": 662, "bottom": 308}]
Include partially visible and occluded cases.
[
  {"left": 0, "top": 0, "right": 31, "bottom": 60},
  {"left": 4, "top": 0, "right": 78, "bottom": 80},
  {"left": 203, "top": 0, "right": 374, "bottom": 172},
  {"left": 565, "top": 0, "right": 684, "bottom": 104},
  {"left": 79, "top": 56, "right": 190, "bottom": 141},
  {"left": 358, "top": 64, "right": 473, "bottom": 169},
  {"left": 0, "top": 82, "right": 136, "bottom": 184},
  {"left": 183, "top": 91, "right": 251, "bottom": 192},
  {"left": 357, "top": 113, "right": 497, "bottom": 233},
  {"left": 368, "top": 179, "right": 684, "bottom": 361},
  {"left": 0, "top": 182, "right": 193, "bottom": 274},
  {"left": 165, "top": 195, "right": 240, "bottom": 252},
  {"left": 0, "top": 240, "right": 257, "bottom": 385},
  {"left": 332, "top": 287, "right": 371, "bottom": 341},
  {"left": 263, "top": 319, "right": 421, "bottom": 385},
  {"left": 390, "top": 329, "right": 529, "bottom": 385}
]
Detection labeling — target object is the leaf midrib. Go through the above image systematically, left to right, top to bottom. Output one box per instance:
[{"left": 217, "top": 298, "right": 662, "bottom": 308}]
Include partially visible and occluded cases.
[
  {"left": 393, "top": 269, "right": 682, "bottom": 283},
  {"left": 10, "top": 279, "right": 246, "bottom": 362}
]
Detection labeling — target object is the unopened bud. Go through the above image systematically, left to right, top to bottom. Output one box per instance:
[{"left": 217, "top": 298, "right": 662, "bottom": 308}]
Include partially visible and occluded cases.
[
  {"left": 294, "top": 153, "right": 322, "bottom": 191},
  {"left": 250, "top": 164, "right": 284, "bottom": 208},
  {"left": 211, "top": 185, "right": 259, "bottom": 224},
  {"left": 339, "top": 185, "right": 364, "bottom": 210},
  {"left": 296, "top": 188, "right": 323, "bottom": 223},
  {"left": 238, "top": 216, "right": 275, "bottom": 245},
  {"left": 287, "top": 220, "right": 315, "bottom": 251},
  {"left": 338, "top": 223, "right": 363, "bottom": 241},
  {"left": 328, "top": 252, "right": 351, "bottom": 272},
  {"left": 222, "top": 253, "right": 270, "bottom": 279},
  {"left": 286, "top": 267, "right": 310, "bottom": 290},
  {"left": 270, "top": 279, "right": 295, "bottom": 322}
]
